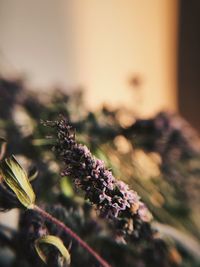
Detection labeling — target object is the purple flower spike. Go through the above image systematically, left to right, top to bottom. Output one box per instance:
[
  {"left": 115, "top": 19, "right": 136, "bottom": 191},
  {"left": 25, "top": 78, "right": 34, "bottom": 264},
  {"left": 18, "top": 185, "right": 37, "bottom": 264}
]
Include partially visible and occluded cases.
[{"left": 45, "top": 118, "right": 152, "bottom": 236}]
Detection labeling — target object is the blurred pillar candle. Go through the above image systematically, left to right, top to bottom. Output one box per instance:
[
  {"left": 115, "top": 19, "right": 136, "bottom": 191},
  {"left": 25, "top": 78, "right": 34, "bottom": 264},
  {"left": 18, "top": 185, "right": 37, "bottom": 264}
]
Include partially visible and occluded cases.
[
  {"left": 0, "top": 0, "right": 179, "bottom": 116},
  {"left": 69, "top": 0, "right": 179, "bottom": 116}
]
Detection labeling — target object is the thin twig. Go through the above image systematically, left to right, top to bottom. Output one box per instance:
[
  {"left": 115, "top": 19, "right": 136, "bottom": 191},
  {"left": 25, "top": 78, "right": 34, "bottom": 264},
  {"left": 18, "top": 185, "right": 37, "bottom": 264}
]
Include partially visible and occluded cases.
[{"left": 33, "top": 205, "right": 111, "bottom": 267}]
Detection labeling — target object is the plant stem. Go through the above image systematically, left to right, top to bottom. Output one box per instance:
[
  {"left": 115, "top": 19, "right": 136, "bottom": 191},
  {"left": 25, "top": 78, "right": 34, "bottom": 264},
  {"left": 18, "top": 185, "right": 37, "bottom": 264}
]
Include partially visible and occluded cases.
[{"left": 33, "top": 205, "right": 111, "bottom": 267}]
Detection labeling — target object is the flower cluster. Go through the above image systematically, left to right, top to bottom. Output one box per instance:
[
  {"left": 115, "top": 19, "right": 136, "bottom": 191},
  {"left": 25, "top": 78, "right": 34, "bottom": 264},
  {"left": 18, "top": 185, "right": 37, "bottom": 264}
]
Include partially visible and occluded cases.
[
  {"left": 124, "top": 112, "right": 200, "bottom": 163},
  {"left": 44, "top": 119, "right": 152, "bottom": 236}
]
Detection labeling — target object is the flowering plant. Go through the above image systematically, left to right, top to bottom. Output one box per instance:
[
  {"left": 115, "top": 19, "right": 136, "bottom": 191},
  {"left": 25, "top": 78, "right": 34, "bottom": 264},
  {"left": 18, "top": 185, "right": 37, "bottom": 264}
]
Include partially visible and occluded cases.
[{"left": 0, "top": 77, "right": 199, "bottom": 267}]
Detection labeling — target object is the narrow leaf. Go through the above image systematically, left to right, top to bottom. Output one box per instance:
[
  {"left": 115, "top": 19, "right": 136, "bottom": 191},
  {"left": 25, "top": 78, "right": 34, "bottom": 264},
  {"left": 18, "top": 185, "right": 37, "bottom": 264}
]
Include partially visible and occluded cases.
[
  {"left": 0, "top": 138, "right": 7, "bottom": 160},
  {"left": 0, "top": 155, "right": 35, "bottom": 208},
  {"left": 28, "top": 166, "right": 38, "bottom": 182},
  {"left": 35, "top": 235, "right": 71, "bottom": 265}
]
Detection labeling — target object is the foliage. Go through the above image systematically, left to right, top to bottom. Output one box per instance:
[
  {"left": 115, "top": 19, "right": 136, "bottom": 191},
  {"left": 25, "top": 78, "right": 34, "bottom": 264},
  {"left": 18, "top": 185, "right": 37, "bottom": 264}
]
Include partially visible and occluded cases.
[{"left": 0, "top": 77, "right": 200, "bottom": 266}]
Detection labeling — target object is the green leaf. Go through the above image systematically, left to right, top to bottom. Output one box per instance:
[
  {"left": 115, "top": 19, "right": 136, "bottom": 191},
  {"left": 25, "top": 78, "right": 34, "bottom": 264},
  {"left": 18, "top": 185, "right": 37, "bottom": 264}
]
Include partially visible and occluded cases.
[
  {"left": 0, "top": 155, "right": 35, "bottom": 208},
  {"left": 28, "top": 166, "right": 38, "bottom": 182},
  {"left": 60, "top": 177, "right": 74, "bottom": 197},
  {"left": 35, "top": 235, "right": 71, "bottom": 265}
]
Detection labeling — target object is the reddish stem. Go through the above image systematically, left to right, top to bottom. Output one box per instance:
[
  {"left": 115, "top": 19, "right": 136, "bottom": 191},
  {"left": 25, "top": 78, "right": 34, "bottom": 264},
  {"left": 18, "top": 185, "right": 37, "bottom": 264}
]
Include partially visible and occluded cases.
[{"left": 33, "top": 205, "right": 111, "bottom": 267}]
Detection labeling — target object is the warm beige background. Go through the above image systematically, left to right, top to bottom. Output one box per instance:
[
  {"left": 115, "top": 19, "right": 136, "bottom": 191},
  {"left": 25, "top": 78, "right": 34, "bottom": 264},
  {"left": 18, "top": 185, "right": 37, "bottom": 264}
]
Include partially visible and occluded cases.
[
  {"left": 0, "top": 0, "right": 178, "bottom": 116},
  {"left": 0, "top": 0, "right": 179, "bottom": 227}
]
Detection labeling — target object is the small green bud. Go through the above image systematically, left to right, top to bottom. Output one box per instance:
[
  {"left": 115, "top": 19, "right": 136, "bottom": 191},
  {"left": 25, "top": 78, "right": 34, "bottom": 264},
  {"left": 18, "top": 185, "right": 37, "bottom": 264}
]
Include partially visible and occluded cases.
[
  {"left": 0, "top": 155, "right": 35, "bottom": 208},
  {"left": 35, "top": 235, "right": 71, "bottom": 265}
]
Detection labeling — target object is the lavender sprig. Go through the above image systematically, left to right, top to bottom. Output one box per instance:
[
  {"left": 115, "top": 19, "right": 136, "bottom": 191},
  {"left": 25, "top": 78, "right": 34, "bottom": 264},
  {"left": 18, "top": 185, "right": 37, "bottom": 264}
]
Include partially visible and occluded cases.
[{"left": 44, "top": 119, "right": 152, "bottom": 237}]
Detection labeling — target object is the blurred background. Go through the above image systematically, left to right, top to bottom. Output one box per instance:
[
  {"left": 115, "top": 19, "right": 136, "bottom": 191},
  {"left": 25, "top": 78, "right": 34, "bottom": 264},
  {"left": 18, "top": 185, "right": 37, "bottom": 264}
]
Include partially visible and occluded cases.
[
  {"left": 0, "top": 0, "right": 199, "bottom": 126},
  {"left": 0, "top": 0, "right": 180, "bottom": 116},
  {"left": 0, "top": 1, "right": 200, "bottom": 266}
]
